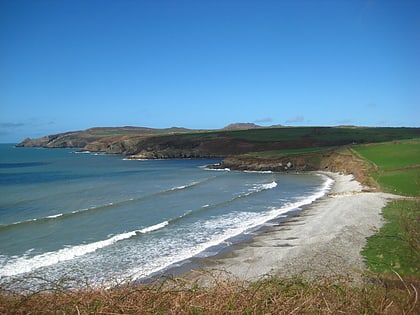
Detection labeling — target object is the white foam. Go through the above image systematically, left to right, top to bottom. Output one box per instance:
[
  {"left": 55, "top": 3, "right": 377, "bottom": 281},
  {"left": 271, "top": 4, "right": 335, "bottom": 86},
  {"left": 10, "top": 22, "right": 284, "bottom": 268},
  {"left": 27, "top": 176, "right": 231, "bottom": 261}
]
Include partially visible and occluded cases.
[
  {"left": 205, "top": 167, "right": 230, "bottom": 172},
  {"left": 2, "top": 174, "right": 335, "bottom": 286},
  {"left": 129, "top": 175, "right": 334, "bottom": 282},
  {"left": 171, "top": 181, "right": 201, "bottom": 191},
  {"left": 246, "top": 181, "right": 278, "bottom": 195},
  {"left": 261, "top": 181, "right": 277, "bottom": 190},
  {"left": 171, "top": 185, "right": 187, "bottom": 191},
  {"left": 5, "top": 212, "right": 62, "bottom": 228},
  {"left": 129, "top": 212, "right": 277, "bottom": 281},
  {"left": 46, "top": 213, "right": 63, "bottom": 219},
  {"left": 0, "top": 218, "right": 175, "bottom": 278},
  {"left": 5, "top": 218, "right": 37, "bottom": 227},
  {"left": 138, "top": 221, "right": 169, "bottom": 234},
  {"left": 0, "top": 230, "right": 140, "bottom": 277}
]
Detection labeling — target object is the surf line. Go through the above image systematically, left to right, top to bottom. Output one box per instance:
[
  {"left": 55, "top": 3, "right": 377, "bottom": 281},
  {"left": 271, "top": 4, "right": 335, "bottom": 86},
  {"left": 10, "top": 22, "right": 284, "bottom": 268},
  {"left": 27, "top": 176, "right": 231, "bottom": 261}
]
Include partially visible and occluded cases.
[{"left": 0, "top": 220, "right": 169, "bottom": 278}]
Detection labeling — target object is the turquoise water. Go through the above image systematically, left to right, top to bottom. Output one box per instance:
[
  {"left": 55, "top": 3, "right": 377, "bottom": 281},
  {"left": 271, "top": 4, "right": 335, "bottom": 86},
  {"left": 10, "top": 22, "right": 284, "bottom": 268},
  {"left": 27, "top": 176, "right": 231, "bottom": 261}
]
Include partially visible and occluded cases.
[{"left": 0, "top": 144, "right": 332, "bottom": 289}]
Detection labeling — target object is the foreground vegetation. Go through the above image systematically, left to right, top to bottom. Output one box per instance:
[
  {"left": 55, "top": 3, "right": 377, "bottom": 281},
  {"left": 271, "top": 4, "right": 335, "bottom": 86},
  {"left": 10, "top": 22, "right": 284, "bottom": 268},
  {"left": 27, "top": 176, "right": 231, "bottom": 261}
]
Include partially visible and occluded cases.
[
  {"left": 2, "top": 138, "right": 419, "bottom": 314},
  {"left": 1, "top": 275, "right": 418, "bottom": 314}
]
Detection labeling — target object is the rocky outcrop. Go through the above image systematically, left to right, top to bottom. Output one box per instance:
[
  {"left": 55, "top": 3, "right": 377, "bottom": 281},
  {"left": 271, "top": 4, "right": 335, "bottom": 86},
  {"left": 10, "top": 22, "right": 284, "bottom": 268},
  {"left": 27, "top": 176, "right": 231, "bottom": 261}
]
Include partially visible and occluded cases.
[
  {"left": 223, "top": 123, "right": 261, "bottom": 130},
  {"left": 15, "top": 127, "right": 193, "bottom": 150},
  {"left": 16, "top": 132, "right": 98, "bottom": 148},
  {"left": 207, "top": 147, "right": 372, "bottom": 186},
  {"left": 207, "top": 153, "right": 324, "bottom": 172}
]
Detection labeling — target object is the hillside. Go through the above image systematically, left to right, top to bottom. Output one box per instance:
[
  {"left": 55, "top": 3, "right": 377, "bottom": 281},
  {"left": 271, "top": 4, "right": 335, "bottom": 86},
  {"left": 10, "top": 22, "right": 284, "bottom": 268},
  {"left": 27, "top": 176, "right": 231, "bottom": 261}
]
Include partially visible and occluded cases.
[{"left": 16, "top": 126, "right": 420, "bottom": 162}]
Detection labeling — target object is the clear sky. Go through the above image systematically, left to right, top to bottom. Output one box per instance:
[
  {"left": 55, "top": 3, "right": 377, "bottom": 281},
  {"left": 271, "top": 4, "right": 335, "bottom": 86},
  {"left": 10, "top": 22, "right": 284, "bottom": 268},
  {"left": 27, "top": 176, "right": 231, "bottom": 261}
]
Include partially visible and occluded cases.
[{"left": 1, "top": 0, "right": 419, "bottom": 143}]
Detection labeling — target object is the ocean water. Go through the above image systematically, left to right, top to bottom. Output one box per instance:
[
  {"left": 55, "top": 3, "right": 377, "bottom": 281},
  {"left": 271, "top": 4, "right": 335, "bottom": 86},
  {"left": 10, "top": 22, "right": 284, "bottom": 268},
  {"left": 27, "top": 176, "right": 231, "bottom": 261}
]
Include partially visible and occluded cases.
[{"left": 0, "top": 144, "right": 333, "bottom": 289}]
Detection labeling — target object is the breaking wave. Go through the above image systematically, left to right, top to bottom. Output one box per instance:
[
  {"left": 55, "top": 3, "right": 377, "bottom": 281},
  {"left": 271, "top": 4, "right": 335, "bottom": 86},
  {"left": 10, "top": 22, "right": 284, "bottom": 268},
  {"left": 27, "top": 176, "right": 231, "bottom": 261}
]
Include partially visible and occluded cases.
[{"left": 0, "top": 221, "right": 169, "bottom": 278}]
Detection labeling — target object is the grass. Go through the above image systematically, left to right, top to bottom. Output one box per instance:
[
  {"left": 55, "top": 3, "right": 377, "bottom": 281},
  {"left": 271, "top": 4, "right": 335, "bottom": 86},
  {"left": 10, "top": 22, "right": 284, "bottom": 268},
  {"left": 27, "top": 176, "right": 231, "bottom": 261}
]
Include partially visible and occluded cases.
[
  {"left": 124, "top": 126, "right": 420, "bottom": 146},
  {"left": 228, "top": 126, "right": 420, "bottom": 144},
  {"left": 87, "top": 128, "right": 192, "bottom": 137},
  {"left": 88, "top": 130, "right": 149, "bottom": 136},
  {"left": 356, "top": 140, "right": 420, "bottom": 278},
  {"left": 353, "top": 141, "right": 420, "bottom": 196},
  {"left": 353, "top": 142, "right": 420, "bottom": 170},
  {"left": 240, "top": 146, "right": 335, "bottom": 158},
  {"left": 376, "top": 170, "right": 420, "bottom": 196},
  {"left": 362, "top": 200, "right": 420, "bottom": 276},
  {"left": 1, "top": 275, "right": 418, "bottom": 314}
]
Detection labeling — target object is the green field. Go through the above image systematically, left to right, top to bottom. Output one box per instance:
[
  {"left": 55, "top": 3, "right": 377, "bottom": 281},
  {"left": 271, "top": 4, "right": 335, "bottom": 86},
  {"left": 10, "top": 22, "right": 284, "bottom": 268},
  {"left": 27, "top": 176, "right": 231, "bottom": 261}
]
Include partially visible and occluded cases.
[
  {"left": 161, "top": 126, "right": 420, "bottom": 144},
  {"left": 228, "top": 126, "right": 420, "bottom": 143},
  {"left": 87, "top": 127, "right": 192, "bottom": 137},
  {"left": 88, "top": 129, "right": 149, "bottom": 136},
  {"left": 353, "top": 141, "right": 420, "bottom": 196},
  {"left": 356, "top": 141, "right": 420, "bottom": 276},
  {"left": 353, "top": 142, "right": 419, "bottom": 169},
  {"left": 240, "top": 146, "right": 335, "bottom": 158},
  {"left": 362, "top": 200, "right": 420, "bottom": 275}
]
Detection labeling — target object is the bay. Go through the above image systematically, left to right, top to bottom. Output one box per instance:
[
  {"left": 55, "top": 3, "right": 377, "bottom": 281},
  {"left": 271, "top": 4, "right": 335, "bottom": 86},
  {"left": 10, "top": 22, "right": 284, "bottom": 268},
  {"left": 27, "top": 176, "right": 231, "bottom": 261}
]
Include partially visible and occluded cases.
[{"left": 0, "top": 144, "right": 332, "bottom": 289}]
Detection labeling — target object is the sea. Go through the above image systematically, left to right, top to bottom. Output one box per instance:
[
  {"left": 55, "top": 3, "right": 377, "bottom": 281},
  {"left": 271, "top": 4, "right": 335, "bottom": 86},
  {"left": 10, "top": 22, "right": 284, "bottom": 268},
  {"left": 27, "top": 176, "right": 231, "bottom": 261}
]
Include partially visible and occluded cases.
[{"left": 0, "top": 144, "right": 333, "bottom": 290}]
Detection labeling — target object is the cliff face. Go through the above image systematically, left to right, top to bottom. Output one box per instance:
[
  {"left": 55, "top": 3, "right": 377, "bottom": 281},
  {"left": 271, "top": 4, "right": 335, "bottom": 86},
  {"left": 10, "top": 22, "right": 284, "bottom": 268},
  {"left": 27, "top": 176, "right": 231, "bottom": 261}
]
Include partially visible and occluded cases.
[
  {"left": 16, "top": 126, "right": 419, "bottom": 166},
  {"left": 15, "top": 127, "right": 194, "bottom": 151},
  {"left": 17, "top": 127, "right": 310, "bottom": 158},
  {"left": 17, "top": 132, "right": 100, "bottom": 148},
  {"left": 208, "top": 147, "right": 372, "bottom": 186}
]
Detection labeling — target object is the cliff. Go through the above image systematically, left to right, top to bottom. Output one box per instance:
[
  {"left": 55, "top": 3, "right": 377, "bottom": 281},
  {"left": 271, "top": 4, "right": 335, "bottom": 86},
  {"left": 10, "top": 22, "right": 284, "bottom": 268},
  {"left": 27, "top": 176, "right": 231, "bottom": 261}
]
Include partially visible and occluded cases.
[
  {"left": 17, "top": 126, "right": 419, "bottom": 164},
  {"left": 18, "top": 131, "right": 102, "bottom": 148},
  {"left": 208, "top": 147, "right": 373, "bottom": 186}
]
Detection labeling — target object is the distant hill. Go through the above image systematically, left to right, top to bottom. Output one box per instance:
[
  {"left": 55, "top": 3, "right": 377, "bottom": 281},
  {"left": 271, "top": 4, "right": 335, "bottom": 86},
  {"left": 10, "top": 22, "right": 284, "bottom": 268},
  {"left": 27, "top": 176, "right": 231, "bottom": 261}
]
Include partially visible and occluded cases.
[
  {"left": 222, "top": 123, "right": 261, "bottom": 130},
  {"left": 16, "top": 126, "right": 420, "bottom": 161},
  {"left": 17, "top": 126, "right": 192, "bottom": 149}
]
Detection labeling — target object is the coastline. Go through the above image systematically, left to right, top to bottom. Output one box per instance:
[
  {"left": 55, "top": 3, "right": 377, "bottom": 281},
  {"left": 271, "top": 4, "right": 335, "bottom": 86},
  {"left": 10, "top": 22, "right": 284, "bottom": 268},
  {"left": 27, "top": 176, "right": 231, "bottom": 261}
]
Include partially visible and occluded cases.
[{"left": 183, "top": 171, "right": 399, "bottom": 284}]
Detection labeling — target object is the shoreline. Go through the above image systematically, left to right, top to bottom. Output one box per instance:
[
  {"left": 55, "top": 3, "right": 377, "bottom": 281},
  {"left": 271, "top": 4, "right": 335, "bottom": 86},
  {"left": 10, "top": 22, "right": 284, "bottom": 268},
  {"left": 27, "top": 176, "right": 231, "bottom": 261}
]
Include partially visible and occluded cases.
[{"left": 178, "top": 171, "right": 399, "bottom": 284}]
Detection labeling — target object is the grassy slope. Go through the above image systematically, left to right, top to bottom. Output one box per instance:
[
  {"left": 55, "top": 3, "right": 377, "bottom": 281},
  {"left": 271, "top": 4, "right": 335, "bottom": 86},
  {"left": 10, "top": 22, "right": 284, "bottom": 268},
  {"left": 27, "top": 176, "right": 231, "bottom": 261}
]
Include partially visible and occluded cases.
[
  {"left": 62, "top": 126, "right": 420, "bottom": 146},
  {"left": 87, "top": 126, "right": 192, "bottom": 136},
  {"left": 227, "top": 126, "right": 419, "bottom": 143},
  {"left": 353, "top": 141, "right": 420, "bottom": 276},
  {"left": 353, "top": 141, "right": 420, "bottom": 196},
  {"left": 240, "top": 146, "right": 337, "bottom": 158}
]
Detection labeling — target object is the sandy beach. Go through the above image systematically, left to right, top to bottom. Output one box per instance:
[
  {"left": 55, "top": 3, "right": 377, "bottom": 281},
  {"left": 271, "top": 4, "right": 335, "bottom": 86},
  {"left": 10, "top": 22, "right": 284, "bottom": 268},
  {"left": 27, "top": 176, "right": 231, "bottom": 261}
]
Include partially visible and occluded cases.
[{"left": 188, "top": 172, "right": 400, "bottom": 283}]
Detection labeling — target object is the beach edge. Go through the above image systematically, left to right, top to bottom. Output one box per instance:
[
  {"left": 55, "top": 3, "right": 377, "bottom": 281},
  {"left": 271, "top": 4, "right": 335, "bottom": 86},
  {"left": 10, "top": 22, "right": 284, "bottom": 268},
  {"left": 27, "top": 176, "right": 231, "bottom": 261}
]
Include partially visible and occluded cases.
[{"left": 183, "top": 171, "right": 400, "bottom": 284}]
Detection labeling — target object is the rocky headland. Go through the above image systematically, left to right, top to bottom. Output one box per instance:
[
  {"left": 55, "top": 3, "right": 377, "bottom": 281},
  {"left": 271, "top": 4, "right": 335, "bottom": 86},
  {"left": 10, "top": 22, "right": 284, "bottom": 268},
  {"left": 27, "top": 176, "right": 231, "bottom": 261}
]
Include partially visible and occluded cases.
[
  {"left": 17, "top": 125, "right": 418, "bottom": 184},
  {"left": 206, "top": 146, "right": 374, "bottom": 186}
]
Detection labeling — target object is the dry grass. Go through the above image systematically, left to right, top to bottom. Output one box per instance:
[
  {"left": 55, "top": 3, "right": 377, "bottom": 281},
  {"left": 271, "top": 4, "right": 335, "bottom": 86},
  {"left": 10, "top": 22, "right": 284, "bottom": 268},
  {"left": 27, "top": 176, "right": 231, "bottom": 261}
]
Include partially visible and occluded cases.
[{"left": 1, "top": 273, "right": 418, "bottom": 314}]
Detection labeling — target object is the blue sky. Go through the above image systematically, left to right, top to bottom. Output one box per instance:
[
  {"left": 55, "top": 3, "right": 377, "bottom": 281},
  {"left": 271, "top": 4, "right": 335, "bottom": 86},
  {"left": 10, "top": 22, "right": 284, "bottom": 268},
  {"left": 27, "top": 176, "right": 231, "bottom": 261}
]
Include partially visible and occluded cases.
[{"left": 1, "top": 0, "right": 419, "bottom": 142}]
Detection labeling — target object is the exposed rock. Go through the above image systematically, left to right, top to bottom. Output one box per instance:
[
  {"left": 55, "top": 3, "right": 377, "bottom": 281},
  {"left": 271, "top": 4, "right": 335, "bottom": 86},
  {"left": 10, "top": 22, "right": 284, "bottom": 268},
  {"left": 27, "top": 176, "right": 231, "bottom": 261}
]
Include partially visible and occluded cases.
[
  {"left": 223, "top": 123, "right": 261, "bottom": 130},
  {"left": 16, "top": 132, "right": 94, "bottom": 148},
  {"left": 207, "top": 147, "right": 372, "bottom": 185}
]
